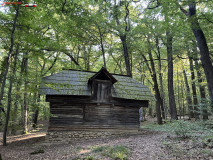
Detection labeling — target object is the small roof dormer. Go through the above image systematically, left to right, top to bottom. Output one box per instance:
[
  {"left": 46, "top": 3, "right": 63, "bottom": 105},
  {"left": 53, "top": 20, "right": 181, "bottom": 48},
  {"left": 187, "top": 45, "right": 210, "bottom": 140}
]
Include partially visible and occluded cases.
[
  {"left": 88, "top": 67, "right": 117, "bottom": 103},
  {"left": 88, "top": 67, "right": 117, "bottom": 85}
]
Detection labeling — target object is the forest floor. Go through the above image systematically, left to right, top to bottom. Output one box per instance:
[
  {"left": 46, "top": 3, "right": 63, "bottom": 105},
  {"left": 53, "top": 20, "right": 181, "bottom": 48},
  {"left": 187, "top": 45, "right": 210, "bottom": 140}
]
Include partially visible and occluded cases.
[{"left": 0, "top": 120, "right": 213, "bottom": 160}]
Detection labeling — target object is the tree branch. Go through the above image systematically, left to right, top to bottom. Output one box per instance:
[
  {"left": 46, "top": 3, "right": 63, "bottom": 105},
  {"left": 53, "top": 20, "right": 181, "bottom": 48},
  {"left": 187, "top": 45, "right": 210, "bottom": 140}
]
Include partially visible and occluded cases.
[
  {"left": 147, "top": 0, "right": 161, "bottom": 9},
  {"left": 42, "top": 53, "right": 59, "bottom": 76}
]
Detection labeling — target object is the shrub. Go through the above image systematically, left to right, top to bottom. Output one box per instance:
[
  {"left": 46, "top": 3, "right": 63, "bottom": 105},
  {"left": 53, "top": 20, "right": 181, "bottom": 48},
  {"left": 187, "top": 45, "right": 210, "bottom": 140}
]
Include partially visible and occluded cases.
[{"left": 171, "top": 120, "right": 193, "bottom": 139}]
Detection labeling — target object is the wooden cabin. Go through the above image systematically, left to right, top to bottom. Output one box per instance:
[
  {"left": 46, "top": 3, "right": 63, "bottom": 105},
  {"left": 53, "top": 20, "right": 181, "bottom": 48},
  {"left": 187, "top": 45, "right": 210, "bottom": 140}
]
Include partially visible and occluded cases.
[{"left": 39, "top": 68, "right": 153, "bottom": 138}]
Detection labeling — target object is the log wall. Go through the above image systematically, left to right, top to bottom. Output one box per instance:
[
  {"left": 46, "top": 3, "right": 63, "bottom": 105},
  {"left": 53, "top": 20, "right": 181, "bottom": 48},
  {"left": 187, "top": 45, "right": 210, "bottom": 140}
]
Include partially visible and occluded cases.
[{"left": 49, "top": 103, "right": 140, "bottom": 130}]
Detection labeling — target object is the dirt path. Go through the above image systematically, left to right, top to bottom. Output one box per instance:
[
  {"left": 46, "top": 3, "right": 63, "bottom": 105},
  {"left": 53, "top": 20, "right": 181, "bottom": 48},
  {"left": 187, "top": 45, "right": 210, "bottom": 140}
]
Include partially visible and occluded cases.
[
  {"left": 0, "top": 130, "right": 172, "bottom": 160},
  {"left": 0, "top": 132, "right": 46, "bottom": 146}
]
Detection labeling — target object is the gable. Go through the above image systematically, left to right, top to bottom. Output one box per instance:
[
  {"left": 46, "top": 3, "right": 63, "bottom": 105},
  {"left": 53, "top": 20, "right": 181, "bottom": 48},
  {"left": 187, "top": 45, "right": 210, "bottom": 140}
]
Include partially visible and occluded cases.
[{"left": 88, "top": 67, "right": 117, "bottom": 84}]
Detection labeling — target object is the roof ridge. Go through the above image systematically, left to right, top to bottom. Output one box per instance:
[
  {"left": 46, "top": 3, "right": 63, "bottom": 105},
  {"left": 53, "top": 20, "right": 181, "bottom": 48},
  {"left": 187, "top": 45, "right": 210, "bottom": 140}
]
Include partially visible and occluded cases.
[{"left": 62, "top": 68, "right": 130, "bottom": 77}]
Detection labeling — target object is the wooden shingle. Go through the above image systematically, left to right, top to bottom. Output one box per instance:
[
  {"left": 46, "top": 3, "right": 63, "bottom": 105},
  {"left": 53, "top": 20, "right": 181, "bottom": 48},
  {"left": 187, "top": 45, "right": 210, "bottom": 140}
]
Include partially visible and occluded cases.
[{"left": 39, "top": 69, "right": 154, "bottom": 101}]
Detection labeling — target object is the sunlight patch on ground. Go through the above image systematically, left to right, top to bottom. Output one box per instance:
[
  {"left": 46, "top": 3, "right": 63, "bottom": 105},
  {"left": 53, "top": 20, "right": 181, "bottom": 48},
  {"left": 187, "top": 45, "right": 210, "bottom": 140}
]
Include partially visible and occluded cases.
[{"left": 79, "top": 149, "right": 91, "bottom": 154}]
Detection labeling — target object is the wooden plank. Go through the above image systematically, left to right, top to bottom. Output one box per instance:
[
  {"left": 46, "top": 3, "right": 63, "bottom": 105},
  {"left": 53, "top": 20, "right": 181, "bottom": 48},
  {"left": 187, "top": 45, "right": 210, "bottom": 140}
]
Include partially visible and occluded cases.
[{"left": 46, "top": 95, "right": 148, "bottom": 108}]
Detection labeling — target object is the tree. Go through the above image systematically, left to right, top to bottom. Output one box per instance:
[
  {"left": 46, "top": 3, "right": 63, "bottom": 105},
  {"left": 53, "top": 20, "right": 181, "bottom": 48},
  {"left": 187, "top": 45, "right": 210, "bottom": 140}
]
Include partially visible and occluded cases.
[
  {"left": 112, "top": 0, "right": 132, "bottom": 77},
  {"left": 178, "top": 0, "right": 213, "bottom": 111},
  {"left": 0, "top": 3, "right": 20, "bottom": 105},
  {"left": 166, "top": 31, "right": 178, "bottom": 120},
  {"left": 140, "top": 41, "right": 163, "bottom": 124},
  {"left": 3, "top": 45, "right": 19, "bottom": 146},
  {"left": 183, "top": 68, "right": 194, "bottom": 119}
]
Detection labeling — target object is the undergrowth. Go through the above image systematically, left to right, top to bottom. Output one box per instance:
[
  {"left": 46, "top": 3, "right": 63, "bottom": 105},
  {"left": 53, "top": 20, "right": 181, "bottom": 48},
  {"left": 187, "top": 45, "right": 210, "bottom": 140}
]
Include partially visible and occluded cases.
[
  {"left": 142, "top": 119, "right": 213, "bottom": 155},
  {"left": 141, "top": 120, "right": 213, "bottom": 139},
  {"left": 91, "top": 145, "right": 129, "bottom": 160}
]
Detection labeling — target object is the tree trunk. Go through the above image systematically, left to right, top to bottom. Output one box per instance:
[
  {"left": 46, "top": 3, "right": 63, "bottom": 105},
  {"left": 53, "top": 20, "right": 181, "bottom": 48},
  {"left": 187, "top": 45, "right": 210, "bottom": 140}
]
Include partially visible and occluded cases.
[
  {"left": 113, "top": 1, "right": 132, "bottom": 77},
  {"left": 188, "top": 1, "right": 213, "bottom": 110},
  {"left": 0, "top": 4, "right": 20, "bottom": 105},
  {"left": 98, "top": 26, "right": 106, "bottom": 68},
  {"left": 166, "top": 31, "right": 178, "bottom": 120},
  {"left": 120, "top": 35, "right": 132, "bottom": 77},
  {"left": 155, "top": 36, "right": 166, "bottom": 119},
  {"left": 3, "top": 45, "right": 19, "bottom": 146},
  {"left": 141, "top": 51, "right": 162, "bottom": 125},
  {"left": 11, "top": 52, "right": 25, "bottom": 134},
  {"left": 23, "top": 52, "right": 29, "bottom": 134},
  {"left": 188, "top": 56, "right": 199, "bottom": 119},
  {"left": 195, "top": 59, "right": 208, "bottom": 120},
  {"left": 183, "top": 68, "right": 194, "bottom": 119},
  {"left": 177, "top": 69, "right": 181, "bottom": 119},
  {"left": 181, "top": 77, "right": 184, "bottom": 119},
  {"left": 11, "top": 83, "right": 20, "bottom": 134},
  {"left": 32, "top": 95, "right": 40, "bottom": 128}
]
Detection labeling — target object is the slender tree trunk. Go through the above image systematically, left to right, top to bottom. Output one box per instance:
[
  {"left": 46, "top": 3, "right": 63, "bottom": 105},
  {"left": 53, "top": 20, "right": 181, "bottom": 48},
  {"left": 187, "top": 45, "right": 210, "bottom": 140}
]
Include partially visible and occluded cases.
[
  {"left": 0, "top": 5, "right": 20, "bottom": 104},
  {"left": 98, "top": 26, "right": 106, "bottom": 68},
  {"left": 166, "top": 31, "right": 178, "bottom": 120},
  {"left": 120, "top": 35, "right": 132, "bottom": 77},
  {"left": 155, "top": 36, "right": 167, "bottom": 119},
  {"left": 76, "top": 45, "right": 80, "bottom": 64},
  {"left": 3, "top": 46, "right": 19, "bottom": 146},
  {"left": 23, "top": 52, "right": 29, "bottom": 134},
  {"left": 141, "top": 52, "right": 162, "bottom": 125},
  {"left": 11, "top": 53, "right": 25, "bottom": 134},
  {"left": 188, "top": 56, "right": 199, "bottom": 119},
  {"left": 33, "top": 59, "right": 40, "bottom": 129},
  {"left": 195, "top": 59, "right": 208, "bottom": 120},
  {"left": 183, "top": 68, "right": 194, "bottom": 119},
  {"left": 177, "top": 69, "right": 181, "bottom": 119},
  {"left": 3, "top": 75, "right": 13, "bottom": 146},
  {"left": 181, "top": 77, "right": 184, "bottom": 119},
  {"left": 11, "top": 83, "right": 20, "bottom": 134},
  {"left": 32, "top": 94, "right": 40, "bottom": 128}
]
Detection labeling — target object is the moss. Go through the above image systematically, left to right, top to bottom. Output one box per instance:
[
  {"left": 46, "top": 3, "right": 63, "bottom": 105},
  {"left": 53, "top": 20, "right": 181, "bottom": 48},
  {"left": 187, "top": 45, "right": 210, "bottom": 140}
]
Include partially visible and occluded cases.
[{"left": 41, "top": 71, "right": 154, "bottom": 100}]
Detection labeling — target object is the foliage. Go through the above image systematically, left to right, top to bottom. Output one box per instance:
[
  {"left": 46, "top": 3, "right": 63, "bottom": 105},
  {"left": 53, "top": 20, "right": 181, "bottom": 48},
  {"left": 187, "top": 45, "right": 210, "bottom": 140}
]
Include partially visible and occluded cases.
[
  {"left": 142, "top": 120, "right": 213, "bottom": 139},
  {"left": 171, "top": 120, "right": 195, "bottom": 139},
  {"left": 92, "top": 145, "right": 129, "bottom": 160},
  {"left": 83, "top": 156, "right": 95, "bottom": 160}
]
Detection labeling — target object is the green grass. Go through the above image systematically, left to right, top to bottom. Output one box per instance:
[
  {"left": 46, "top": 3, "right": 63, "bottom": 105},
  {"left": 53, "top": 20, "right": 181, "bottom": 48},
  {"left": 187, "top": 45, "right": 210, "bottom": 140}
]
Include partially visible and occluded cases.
[
  {"left": 92, "top": 145, "right": 129, "bottom": 160},
  {"left": 72, "top": 156, "right": 95, "bottom": 160},
  {"left": 83, "top": 156, "right": 95, "bottom": 160}
]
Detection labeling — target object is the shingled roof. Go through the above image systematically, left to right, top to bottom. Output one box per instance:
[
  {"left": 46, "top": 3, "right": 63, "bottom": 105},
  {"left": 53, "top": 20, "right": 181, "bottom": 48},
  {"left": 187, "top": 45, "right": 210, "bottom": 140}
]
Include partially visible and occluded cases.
[{"left": 39, "top": 69, "right": 154, "bottom": 101}]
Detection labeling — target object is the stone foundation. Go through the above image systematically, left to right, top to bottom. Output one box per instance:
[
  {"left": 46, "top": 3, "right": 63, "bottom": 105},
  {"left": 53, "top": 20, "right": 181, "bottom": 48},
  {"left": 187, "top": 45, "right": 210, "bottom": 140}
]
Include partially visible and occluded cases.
[{"left": 46, "top": 130, "right": 139, "bottom": 143}]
